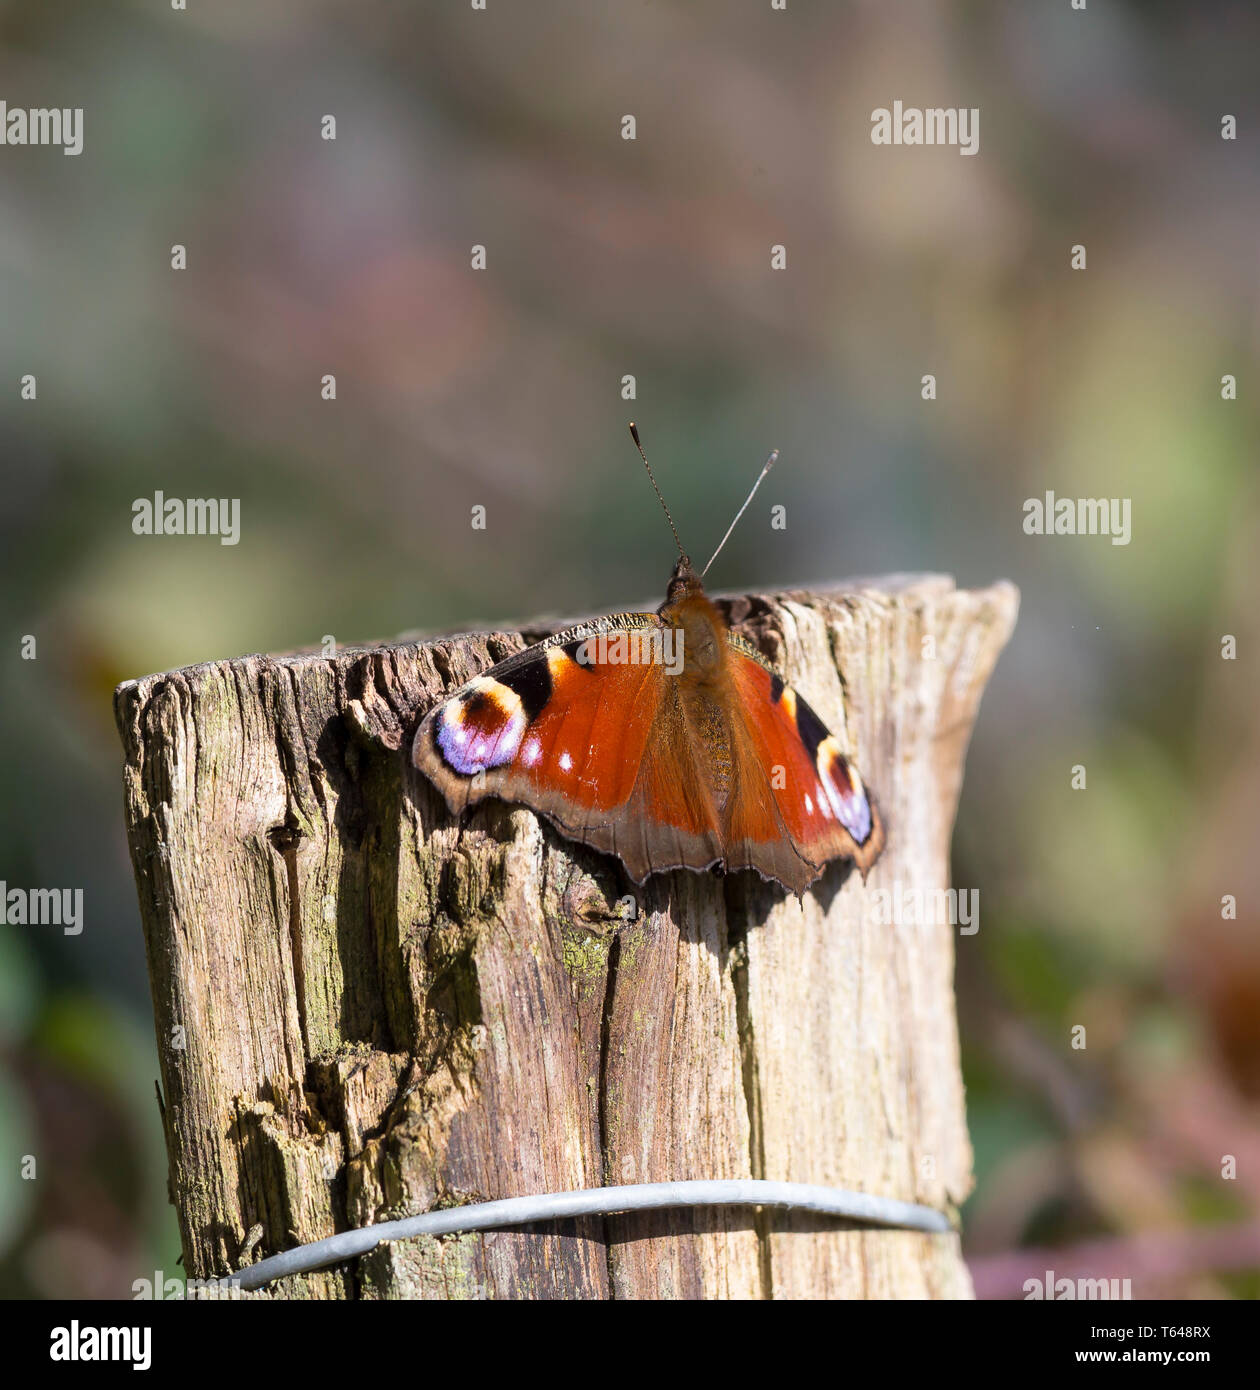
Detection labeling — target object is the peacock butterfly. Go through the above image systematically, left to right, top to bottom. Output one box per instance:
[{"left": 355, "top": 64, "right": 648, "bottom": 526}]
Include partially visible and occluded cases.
[{"left": 412, "top": 425, "right": 885, "bottom": 895}]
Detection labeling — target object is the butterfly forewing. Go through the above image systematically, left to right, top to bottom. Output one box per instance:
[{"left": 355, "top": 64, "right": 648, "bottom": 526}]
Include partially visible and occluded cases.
[
  {"left": 414, "top": 614, "right": 729, "bottom": 879},
  {"left": 416, "top": 619, "right": 658, "bottom": 811}
]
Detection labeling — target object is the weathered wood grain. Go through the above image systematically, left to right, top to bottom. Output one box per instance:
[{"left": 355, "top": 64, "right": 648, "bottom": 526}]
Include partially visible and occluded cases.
[{"left": 115, "top": 574, "right": 1017, "bottom": 1299}]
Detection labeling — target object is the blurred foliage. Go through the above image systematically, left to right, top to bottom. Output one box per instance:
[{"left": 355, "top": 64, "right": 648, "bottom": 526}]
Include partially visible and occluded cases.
[{"left": 1, "top": 0, "right": 1257, "bottom": 1298}]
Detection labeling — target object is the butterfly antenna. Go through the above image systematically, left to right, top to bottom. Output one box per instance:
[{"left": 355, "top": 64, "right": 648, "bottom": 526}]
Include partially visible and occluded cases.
[
  {"left": 628, "top": 422, "right": 685, "bottom": 559},
  {"left": 701, "top": 448, "right": 779, "bottom": 578}
]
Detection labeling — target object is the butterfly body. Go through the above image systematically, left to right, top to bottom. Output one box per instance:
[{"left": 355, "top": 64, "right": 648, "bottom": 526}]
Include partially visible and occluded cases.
[{"left": 413, "top": 555, "right": 884, "bottom": 895}]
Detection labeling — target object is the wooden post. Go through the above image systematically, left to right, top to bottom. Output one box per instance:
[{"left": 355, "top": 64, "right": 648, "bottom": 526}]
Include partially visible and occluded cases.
[{"left": 115, "top": 574, "right": 1017, "bottom": 1299}]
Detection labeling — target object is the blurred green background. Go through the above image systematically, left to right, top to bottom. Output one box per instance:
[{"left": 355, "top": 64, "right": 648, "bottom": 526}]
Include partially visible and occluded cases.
[{"left": 1, "top": 0, "right": 1257, "bottom": 1298}]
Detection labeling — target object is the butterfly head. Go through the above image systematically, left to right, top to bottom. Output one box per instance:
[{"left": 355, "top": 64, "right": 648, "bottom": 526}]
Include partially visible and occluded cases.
[{"left": 665, "top": 554, "right": 704, "bottom": 604}]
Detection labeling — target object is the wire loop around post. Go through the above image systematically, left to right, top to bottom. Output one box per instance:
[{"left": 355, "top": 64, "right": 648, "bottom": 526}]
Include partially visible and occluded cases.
[{"left": 230, "top": 1179, "right": 954, "bottom": 1292}]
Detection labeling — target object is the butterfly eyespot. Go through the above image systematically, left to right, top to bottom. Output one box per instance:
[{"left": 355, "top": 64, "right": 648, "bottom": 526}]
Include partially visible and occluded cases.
[
  {"left": 435, "top": 677, "right": 526, "bottom": 776},
  {"left": 817, "top": 739, "right": 872, "bottom": 844}
]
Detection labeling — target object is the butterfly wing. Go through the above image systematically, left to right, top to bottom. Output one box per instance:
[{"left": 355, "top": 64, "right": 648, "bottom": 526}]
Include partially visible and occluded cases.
[
  {"left": 412, "top": 614, "right": 725, "bottom": 883},
  {"left": 721, "top": 634, "right": 885, "bottom": 891}
]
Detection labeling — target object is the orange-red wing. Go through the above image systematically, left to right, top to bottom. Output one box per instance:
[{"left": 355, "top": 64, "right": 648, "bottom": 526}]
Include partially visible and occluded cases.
[
  {"left": 412, "top": 616, "right": 725, "bottom": 881},
  {"left": 723, "top": 638, "right": 884, "bottom": 887}
]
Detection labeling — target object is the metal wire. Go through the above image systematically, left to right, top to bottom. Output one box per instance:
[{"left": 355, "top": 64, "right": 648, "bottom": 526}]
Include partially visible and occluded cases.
[{"left": 230, "top": 1179, "right": 953, "bottom": 1292}]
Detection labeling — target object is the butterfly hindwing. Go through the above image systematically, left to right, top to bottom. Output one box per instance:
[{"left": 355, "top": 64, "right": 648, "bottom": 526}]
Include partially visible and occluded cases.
[{"left": 723, "top": 633, "right": 884, "bottom": 886}]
